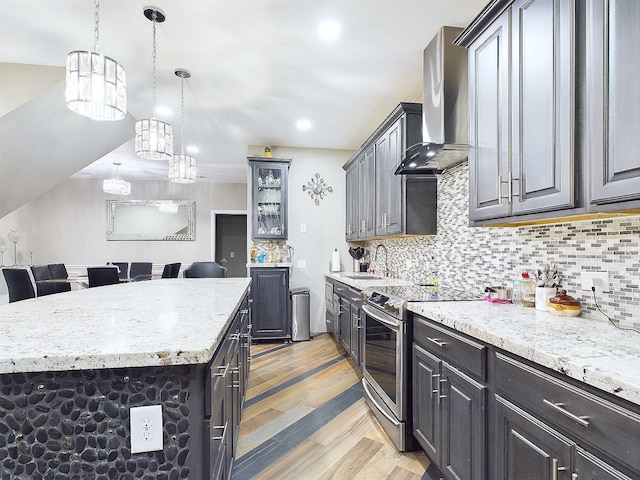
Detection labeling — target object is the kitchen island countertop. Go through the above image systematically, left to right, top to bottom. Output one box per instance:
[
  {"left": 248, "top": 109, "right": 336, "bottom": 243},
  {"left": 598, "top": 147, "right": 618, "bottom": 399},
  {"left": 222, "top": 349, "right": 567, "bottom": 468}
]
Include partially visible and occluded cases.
[
  {"left": 0, "top": 278, "right": 251, "bottom": 374},
  {"left": 408, "top": 300, "right": 640, "bottom": 405}
]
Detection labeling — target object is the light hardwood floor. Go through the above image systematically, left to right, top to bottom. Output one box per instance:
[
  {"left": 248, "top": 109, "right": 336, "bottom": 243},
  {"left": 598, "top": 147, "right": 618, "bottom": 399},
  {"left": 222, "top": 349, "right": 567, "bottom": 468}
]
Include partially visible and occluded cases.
[{"left": 231, "top": 334, "right": 431, "bottom": 479}]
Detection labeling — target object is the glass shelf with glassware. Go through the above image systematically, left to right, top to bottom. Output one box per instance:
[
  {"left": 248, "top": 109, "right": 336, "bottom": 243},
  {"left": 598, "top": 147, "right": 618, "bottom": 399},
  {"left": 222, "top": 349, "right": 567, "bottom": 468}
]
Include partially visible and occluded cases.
[{"left": 249, "top": 157, "right": 291, "bottom": 240}]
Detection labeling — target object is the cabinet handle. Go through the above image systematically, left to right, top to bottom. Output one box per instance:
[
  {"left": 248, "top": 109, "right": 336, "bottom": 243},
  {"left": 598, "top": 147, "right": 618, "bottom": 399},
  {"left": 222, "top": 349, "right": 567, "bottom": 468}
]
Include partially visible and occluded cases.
[
  {"left": 498, "top": 174, "right": 515, "bottom": 204},
  {"left": 240, "top": 309, "right": 249, "bottom": 314},
  {"left": 426, "top": 337, "right": 447, "bottom": 348},
  {"left": 213, "top": 365, "right": 228, "bottom": 378},
  {"left": 431, "top": 374, "right": 440, "bottom": 399},
  {"left": 438, "top": 377, "right": 447, "bottom": 403},
  {"left": 543, "top": 399, "right": 590, "bottom": 427},
  {"left": 211, "top": 422, "right": 227, "bottom": 442},
  {"left": 552, "top": 458, "right": 567, "bottom": 480},
  {"left": 572, "top": 474, "right": 578, "bottom": 480}
]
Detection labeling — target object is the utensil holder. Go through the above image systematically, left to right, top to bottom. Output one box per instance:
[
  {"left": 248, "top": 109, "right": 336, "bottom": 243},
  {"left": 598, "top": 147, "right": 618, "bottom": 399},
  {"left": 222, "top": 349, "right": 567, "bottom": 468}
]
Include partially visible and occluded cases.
[{"left": 535, "top": 287, "right": 557, "bottom": 311}]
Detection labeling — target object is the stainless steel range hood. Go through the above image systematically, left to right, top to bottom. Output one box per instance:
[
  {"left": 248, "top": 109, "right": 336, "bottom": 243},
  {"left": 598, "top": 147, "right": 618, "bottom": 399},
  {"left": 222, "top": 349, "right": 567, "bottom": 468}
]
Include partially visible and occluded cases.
[{"left": 395, "top": 26, "right": 468, "bottom": 175}]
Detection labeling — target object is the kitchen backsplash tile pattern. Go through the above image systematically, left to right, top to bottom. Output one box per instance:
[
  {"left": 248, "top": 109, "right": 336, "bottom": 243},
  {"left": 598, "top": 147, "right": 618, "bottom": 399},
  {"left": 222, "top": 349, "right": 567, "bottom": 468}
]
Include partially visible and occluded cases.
[{"left": 364, "top": 162, "right": 640, "bottom": 329}]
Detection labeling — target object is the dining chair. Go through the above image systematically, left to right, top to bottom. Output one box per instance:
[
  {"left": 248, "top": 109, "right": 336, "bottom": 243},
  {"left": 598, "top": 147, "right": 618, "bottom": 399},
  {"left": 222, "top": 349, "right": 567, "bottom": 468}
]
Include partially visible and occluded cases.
[
  {"left": 183, "top": 261, "right": 228, "bottom": 278},
  {"left": 108, "top": 262, "right": 129, "bottom": 281},
  {"left": 130, "top": 262, "right": 153, "bottom": 281},
  {"left": 161, "top": 262, "right": 181, "bottom": 279},
  {"left": 47, "top": 263, "right": 72, "bottom": 293},
  {"left": 30, "top": 264, "right": 58, "bottom": 297},
  {"left": 87, "top": 267, "right": 121, "bottom": 288},
  {"left": 2, "top": 268, "right": 36, "bottom": 302}
]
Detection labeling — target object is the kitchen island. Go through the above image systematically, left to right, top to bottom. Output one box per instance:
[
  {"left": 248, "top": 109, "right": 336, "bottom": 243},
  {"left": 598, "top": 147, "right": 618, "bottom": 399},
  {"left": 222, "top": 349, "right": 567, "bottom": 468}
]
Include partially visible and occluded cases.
[{"left": 0, "top": 278, "right": 251, "bottom": 479}]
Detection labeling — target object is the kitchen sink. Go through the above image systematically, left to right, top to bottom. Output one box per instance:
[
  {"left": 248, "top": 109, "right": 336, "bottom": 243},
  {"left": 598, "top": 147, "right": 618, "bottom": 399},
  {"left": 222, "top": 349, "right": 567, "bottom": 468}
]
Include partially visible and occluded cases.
[{"left": 342, "top": 273, "right": 380, "bottom": 279}]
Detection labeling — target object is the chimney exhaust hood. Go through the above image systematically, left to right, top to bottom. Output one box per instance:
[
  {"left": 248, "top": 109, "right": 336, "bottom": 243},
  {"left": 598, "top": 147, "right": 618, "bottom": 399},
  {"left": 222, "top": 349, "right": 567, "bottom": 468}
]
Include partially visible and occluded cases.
[{"left": 395, "top": 26, "right": 468, "bottom": 175}]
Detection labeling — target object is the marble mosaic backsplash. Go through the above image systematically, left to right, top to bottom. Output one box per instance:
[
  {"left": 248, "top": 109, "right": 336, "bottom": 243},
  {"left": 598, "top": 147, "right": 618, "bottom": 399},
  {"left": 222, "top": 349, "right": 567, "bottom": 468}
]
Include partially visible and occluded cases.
[{"left": 364, "top": 162, "right": 640, "bottom": 330}]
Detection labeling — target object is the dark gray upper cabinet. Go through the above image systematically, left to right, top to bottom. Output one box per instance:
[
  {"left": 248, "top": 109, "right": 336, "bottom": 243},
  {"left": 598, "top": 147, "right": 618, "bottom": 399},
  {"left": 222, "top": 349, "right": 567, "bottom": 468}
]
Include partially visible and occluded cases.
[
  {"left": 464, "top": 0, "right": 576, "bottom": 222},
  {"left": 586, "top": 0, "right": 640, "bottom": 206},
  {"left": 343, "top": 103, "right": 436, "bottom": 240},
  {"left": 248, "top": 157, "right": 291, "bottom": 240}
]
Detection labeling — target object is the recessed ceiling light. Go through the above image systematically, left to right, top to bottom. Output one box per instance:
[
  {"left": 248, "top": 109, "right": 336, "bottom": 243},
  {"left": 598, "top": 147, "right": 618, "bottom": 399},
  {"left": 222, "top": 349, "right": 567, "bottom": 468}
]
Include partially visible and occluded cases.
[
  {"left": 317, "top": 21, "right": 341, "bottom": 41},
  {"left": 155, "top": 105, "right": 173, "bottom": 117},
  {"left": 296, "top": 119, "right": 312, "bottom": 131},
  {"left": 186, "top": 145, "right": 200, "bottom": 154}
]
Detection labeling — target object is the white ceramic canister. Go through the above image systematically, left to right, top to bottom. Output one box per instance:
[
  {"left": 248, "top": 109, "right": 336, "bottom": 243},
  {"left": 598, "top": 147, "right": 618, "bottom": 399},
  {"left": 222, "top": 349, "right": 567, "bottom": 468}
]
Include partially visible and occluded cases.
[{"left": 535, "top": 287, "right": 557, "bottom": 311}]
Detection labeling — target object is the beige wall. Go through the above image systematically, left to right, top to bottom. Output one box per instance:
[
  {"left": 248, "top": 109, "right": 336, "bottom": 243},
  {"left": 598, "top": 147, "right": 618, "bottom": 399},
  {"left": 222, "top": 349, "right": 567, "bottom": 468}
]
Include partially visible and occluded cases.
[{"left": 0, "top": 179, "right": 246, "bottom": 297}]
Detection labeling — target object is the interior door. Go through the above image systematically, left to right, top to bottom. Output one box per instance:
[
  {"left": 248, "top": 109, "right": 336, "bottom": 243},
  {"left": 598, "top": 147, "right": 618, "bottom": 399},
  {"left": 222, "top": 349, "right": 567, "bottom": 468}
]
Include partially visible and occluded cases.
[{"left": 215, "top": 214, "right": 247, "bottom": 277}]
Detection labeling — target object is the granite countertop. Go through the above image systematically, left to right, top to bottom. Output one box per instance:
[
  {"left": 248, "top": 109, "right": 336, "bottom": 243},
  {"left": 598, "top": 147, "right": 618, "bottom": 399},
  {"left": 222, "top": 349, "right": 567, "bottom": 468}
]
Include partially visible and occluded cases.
[
  {"left": 247, "top": 262, "right": 293, "bottom": 268},
  {"left": 325, "top": 272, "right": 414, "bottom": 290},
  {"left": 0, "top": 278, "right": 251, "bottom": 374},
  {"left": 408, "top": 301, "right": 640, "bottom": 405}
]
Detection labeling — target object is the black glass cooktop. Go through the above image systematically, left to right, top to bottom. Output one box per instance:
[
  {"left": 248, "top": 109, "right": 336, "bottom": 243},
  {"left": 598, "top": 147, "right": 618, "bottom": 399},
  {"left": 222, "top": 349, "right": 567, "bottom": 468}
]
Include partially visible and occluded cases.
[{"left": 367, "top": 284, "right": 484, "bottom": 303}]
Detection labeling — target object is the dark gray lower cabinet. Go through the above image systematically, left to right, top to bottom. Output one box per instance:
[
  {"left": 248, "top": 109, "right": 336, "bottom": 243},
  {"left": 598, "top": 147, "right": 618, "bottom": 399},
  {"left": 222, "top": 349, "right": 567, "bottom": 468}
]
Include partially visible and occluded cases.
[
  {"left": 251, "top": 267, "right": 290, "bottom": 340},
  {"left": 333, "top": 283, "right": 363, "bottom": 365},
  {"left": 205, "top": 293, "right": 251, "bottom": 479},
  {"left": 412, "top": 314, "right": 640, "bottom": 480},
  {"left": 412, "top": 343, "right": 487, "bottom": 480}
]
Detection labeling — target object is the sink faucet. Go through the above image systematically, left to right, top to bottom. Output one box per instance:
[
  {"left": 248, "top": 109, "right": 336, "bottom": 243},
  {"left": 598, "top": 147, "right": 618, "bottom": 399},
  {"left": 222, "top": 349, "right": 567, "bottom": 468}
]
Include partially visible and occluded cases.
[{"left": 374, "top": 244, "right": 389, "bottom": 277}]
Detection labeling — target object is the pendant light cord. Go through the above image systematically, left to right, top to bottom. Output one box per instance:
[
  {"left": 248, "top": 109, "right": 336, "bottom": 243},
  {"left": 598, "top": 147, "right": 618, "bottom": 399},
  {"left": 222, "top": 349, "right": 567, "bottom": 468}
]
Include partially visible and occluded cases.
[
  {"left": 93, "top": 0, "right": 100, "bottom": 52},
  {"left": 151, "top": 11, "right": 158, "bottom": 119},
  {"left": 180, "top": 76, "right": 185, "bottom": 155}
]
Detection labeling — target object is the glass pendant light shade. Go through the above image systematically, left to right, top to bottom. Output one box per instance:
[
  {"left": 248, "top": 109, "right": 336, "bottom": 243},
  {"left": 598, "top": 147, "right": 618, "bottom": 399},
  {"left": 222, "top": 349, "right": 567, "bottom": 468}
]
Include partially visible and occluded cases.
[
  {"left": 65, "top": 0, "right": 126, "bottom": 121},
  {"left": 136, "top": 7, "right": 173, "bottom": 160},
  {"left": 170, "top": 68, "right": 197, "bottom": 184},
  {"left": 135, "top": 119, "right": 173, "bottom": 160},
  {"left": 169, "top": 154, "right": 196, "bottom": 184},
  {"left": 103, "top": 162, "right": 131, "bottom": 195},
  {"left": 102, "top": 177, "right": 131, "bottom": 195}
]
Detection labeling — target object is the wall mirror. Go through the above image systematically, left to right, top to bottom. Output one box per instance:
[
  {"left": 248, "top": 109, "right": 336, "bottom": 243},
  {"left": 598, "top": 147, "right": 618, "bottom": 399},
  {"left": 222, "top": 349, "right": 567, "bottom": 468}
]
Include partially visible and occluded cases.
[{"left": 106, "top": 200, "right": 195, "bottom": 241}]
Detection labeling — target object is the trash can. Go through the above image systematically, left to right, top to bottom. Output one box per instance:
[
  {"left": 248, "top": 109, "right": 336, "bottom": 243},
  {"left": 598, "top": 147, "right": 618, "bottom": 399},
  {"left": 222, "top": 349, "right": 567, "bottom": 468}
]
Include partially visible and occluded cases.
[{"left": 290, "top": 287, "right": 310, "bottom": 341}]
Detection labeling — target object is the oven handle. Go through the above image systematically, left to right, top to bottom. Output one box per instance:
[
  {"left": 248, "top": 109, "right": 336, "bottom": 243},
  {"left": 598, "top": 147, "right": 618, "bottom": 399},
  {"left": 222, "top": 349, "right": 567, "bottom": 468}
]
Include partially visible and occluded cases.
[
  {"left": 362, "top": 304, "right": 401, "bottom": 332},
  {"left": 362, "top": 379, "right": 401, "bottom": 427}
]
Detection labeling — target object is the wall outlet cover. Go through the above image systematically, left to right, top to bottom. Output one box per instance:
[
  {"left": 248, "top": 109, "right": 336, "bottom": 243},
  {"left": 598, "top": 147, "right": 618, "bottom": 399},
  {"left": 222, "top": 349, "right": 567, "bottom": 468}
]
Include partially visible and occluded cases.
[
  {"left": 580, "top": 272, "right": 610, "bottom": 292},
  {"left": 130, "top": 405, "right": 163, "bottom": 454}
]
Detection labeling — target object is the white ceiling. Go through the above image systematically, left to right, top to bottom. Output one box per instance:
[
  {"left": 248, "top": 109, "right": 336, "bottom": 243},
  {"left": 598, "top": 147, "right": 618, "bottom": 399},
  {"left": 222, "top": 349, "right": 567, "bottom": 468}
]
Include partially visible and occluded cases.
[{"left": 0, "top": 0, "right": 486, "bottom": 185}]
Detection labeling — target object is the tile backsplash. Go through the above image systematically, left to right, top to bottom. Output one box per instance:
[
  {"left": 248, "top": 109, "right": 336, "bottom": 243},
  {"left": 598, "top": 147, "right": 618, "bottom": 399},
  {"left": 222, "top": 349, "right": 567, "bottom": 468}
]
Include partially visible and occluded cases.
[{"left": 364, "top": 161, "right": 640, "bottom": 329}]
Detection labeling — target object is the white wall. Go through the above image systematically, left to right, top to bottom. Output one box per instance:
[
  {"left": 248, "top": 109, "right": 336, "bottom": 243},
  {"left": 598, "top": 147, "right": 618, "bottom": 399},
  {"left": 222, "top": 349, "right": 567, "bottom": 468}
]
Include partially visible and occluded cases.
[
  {"left": 249, "top": 145, "right": 353, "bottom": 334},
  {"left": 0, "top": 178, "right": 246, "bottom": 299}
]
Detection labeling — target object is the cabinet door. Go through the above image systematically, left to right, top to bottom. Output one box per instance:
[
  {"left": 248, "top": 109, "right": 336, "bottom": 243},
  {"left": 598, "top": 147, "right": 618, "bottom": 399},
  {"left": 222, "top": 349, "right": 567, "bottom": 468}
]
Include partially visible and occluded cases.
[
  {"left": 510, "top": 0, "right": 575, "bottom": 215},
  {"left": 587, "top": 0, "right": 640, "bottom": 204},
  {"left": 468, "top": 11, "right": 511, "bottom": 221},
  {"left": 375, "top": 119, "right": 403, "bottom": 236},
  {"left": 359, "top": 146, "right": 376, "bottom": 238},
  {"left": 251, "top": 162, "right": 289, "bottom": 240},
  {"left": 345, "top": 162, "right": 359, "bottom": 240},
  {"left": 251, "top": 268, "right": 290, "bottom": 339},
  {"left": 338, "top": 296, "right": 351, "bottom": 353},
  {"left": 350, "top": 300, "right": 362, "bottom": 364},
  {"left": 412, "top": 343, "right": 441, "bottom": 462},
  {"left": 441, "top": 362, "right": 487, "bottom": 480},
  {"left": 496, "top": 396, "right": 574, "bottom": 480},
  {"left": 575, "top": 447, "right": 635, "bottom": 480}
]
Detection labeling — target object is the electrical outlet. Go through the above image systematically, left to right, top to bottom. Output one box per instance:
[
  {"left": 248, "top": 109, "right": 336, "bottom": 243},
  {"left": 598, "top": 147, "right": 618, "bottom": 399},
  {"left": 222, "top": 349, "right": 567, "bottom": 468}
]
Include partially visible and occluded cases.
[
  {"left": 580, "top": 272, "right": 610, "bottom": 292},
  {"left": 130, "top": 405, "right": 163, "bottom": 454}
]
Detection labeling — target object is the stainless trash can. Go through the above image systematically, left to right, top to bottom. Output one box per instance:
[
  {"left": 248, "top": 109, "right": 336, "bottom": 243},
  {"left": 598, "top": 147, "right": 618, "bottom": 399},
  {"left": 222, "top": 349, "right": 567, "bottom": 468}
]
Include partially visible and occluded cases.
[{"left": 290, "top": 287, "right": 310, "bottom": 341}]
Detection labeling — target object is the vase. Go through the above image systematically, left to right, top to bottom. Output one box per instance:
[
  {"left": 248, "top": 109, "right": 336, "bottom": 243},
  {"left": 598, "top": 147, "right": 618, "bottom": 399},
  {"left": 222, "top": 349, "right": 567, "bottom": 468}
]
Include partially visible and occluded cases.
[{"left": 535, "top": 287, "right": 557, "bottom": 311}]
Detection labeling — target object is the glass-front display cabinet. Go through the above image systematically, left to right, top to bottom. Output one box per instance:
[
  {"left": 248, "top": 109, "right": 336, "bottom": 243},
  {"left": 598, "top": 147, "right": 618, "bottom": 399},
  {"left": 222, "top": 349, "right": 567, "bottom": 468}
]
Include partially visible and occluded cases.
[{"left": 248, "top": 157, "right": 291, "bottom": 240}]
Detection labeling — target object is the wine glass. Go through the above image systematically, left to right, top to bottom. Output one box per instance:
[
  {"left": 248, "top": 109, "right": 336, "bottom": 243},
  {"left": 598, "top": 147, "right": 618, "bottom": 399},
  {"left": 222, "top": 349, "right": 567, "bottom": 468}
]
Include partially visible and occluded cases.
[
  {"left": 7, "top": 229, "right": 21, "bottom": 266},
  {"left": 0, "top": 245, "right": 6, "bottom": 267},
  {"left": 27, "top": 246, "right": 35, "bottom": 265}
]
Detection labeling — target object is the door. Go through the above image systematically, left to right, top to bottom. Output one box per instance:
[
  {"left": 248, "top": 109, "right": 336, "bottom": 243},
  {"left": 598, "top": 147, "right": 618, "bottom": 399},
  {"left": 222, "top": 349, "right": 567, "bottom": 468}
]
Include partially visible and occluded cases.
[
  {"left": 510, "top": 0, "right": 575, "bottom": 215},
  {"left": 587, "top": 0, "right": 640, "bottom": 205},
  {"left": 468, "top": 12, "right": 511, "bottom": 221},
  {"left": 375, "top": 120, "right": 403, "bottom": 236},
  {"left": 359, "top": 145, "right": 376, "bottom": 238},
  {"left": 251, "top": 161, "right": 289, "bottom": 240},
  {"left": 345, "top": 162, "right": 359, "bottom": 240},
  {"left": 214, "top": 213, "right": 247, "bottom": 277},
  {"left": 251, "top": 268, "right": 290, "bottom": 339},
  {"left": 413, "top": 343, "right": 441, "bottom": 461},
  {"left": 441, "top": 362, "right": 487, "bottom": 480},
  {"left": 496, "top": 396, "right": 574, "bottom": 480},
  {"left": 575, "top": 447, "right": 635, "bottom": 480}
]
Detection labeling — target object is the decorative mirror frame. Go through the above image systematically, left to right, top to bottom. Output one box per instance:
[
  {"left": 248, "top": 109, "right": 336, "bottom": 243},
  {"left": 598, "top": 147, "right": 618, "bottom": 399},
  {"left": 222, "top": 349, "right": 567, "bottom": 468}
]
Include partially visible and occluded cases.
[{"left": 106, "top": 200, "right": 196, "bottom": 241}]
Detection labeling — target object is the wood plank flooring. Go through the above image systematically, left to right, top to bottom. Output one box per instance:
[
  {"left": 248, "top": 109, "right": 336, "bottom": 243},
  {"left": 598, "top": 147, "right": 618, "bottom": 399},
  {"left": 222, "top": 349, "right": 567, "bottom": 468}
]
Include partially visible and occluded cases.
[{"left": 231, "top": 334, "right": 432, "bottom": 479}]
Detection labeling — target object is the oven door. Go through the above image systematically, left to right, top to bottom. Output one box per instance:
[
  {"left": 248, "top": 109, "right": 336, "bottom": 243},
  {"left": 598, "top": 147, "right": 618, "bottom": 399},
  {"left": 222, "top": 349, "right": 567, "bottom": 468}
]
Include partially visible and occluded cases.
[{"left": 361, "top": 303, "right": 406, "bottom": 422}]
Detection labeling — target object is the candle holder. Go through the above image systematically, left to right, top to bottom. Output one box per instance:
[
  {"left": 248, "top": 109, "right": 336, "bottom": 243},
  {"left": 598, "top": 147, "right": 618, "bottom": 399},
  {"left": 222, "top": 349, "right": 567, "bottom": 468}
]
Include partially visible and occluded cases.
[{"left": 7, "top": 229, "right": 21, "bottom": 267}]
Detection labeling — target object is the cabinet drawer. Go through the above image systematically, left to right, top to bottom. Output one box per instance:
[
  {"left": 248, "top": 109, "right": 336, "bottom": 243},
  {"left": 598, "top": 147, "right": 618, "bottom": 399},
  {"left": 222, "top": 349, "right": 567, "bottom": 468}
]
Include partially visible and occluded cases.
[
  {"left": 413, "top": 315, "right": 487, "bottom": 381},
  {"left": 496, "top": 353, "right": 640, "bottom": 472}
]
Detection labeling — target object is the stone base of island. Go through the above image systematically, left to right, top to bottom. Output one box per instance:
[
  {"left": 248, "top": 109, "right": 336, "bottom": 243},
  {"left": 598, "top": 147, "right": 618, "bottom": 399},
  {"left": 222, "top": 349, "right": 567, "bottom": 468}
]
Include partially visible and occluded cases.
[{"left": 0, "top": 278, "right": 251, "bottom": 479}]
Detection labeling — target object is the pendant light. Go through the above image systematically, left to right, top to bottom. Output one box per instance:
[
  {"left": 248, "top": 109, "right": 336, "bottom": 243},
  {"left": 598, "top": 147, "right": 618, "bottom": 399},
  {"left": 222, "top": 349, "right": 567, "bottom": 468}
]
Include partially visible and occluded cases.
[
  {"left": 65, "top": 0, "right": 127, "bottom": 121},
  {"left": 135, "top": 7, "right": 173, "bottom": 161},
  {"left": 169, "top": 69, "right": 196, "bottom": 184},
  {"left": 103, "top": 162, "right": 131, "bottom": 195}
]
